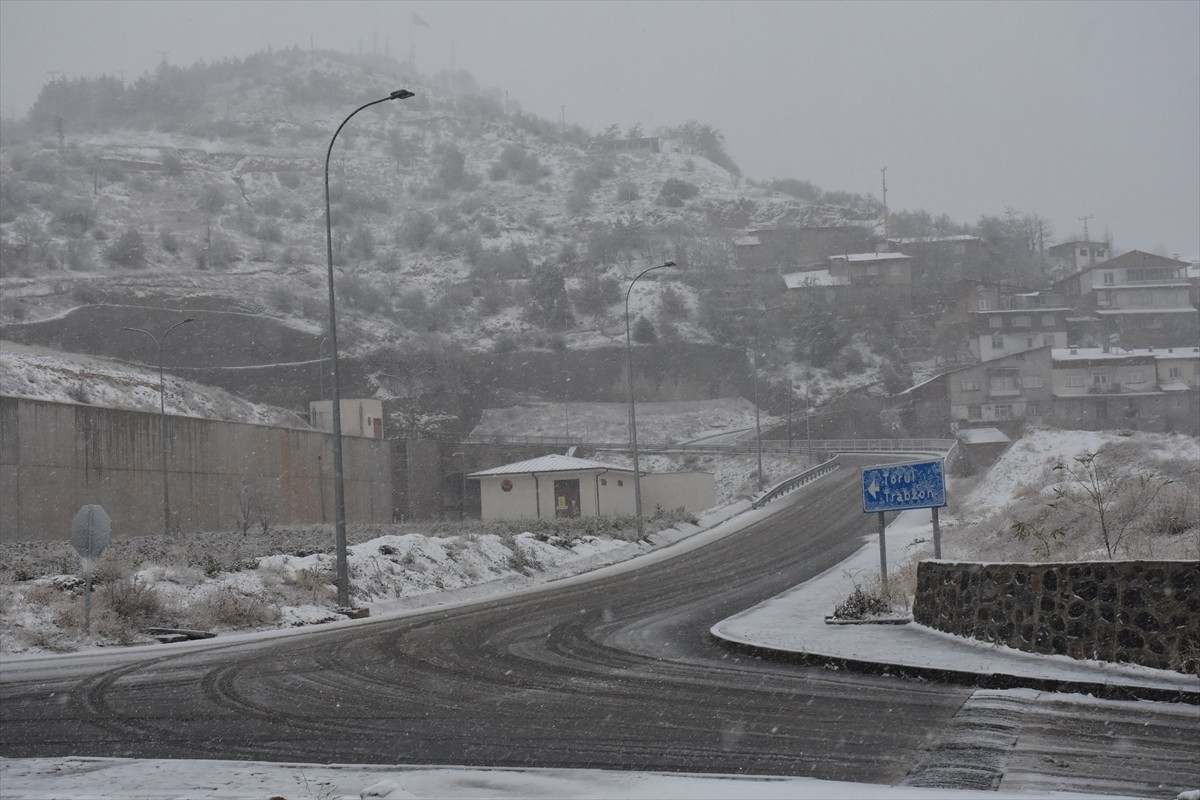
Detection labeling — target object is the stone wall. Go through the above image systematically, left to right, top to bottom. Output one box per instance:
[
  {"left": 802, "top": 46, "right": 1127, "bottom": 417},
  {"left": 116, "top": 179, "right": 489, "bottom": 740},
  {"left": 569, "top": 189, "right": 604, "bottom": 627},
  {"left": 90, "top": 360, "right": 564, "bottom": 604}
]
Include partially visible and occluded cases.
[{"left": 913, "top": 560, "right": 1199, "bottom": 674}]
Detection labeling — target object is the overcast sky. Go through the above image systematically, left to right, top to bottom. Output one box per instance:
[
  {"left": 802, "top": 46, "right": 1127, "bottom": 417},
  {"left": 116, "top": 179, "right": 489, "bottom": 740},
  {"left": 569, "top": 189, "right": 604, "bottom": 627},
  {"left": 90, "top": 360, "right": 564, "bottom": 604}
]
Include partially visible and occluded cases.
[{"left": 2, "top": 0, "right": 1197, "bottom": 257}]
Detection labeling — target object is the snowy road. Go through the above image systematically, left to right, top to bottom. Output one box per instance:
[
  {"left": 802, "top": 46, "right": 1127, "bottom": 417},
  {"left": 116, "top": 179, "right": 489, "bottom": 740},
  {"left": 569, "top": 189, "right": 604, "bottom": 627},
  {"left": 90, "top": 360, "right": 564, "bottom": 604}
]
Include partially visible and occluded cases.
[{"left": 1, "top": 459, "right": 1195, "bottom": 796}]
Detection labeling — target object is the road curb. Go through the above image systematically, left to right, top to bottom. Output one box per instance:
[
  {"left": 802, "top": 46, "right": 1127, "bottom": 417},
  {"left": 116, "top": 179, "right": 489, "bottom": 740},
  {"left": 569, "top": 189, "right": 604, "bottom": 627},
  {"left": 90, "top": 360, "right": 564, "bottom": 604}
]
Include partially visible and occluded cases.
[{"left": 707, "top": 633, "right": 1200, "bottom": 705}]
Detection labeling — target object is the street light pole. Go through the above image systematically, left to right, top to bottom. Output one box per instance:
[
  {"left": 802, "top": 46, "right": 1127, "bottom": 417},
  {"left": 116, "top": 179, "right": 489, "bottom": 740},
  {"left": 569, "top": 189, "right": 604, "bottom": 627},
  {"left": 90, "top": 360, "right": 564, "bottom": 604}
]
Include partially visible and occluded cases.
[
  {"left": 325, "top": 88, "right": 414, "bottom": 609},
  {"left": 625, "top": 260, "right": 676, "bottom": 538},
  {"left": 753, "top": 305, "right": 785, "bottom": 491},
  {"left": 123, "top": 317, "right": 194, "bottom": 536}
]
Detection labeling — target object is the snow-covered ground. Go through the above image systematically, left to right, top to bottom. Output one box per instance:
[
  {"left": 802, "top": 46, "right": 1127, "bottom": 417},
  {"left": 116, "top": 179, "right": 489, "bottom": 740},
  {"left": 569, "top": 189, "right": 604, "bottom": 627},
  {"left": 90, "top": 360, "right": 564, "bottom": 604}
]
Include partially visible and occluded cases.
[
  {"left": 2, "top": 427, "right": 1196, "bottom": 798},
  {"left": 0, "top": 757, "right": 1155, "bottom": 800}
]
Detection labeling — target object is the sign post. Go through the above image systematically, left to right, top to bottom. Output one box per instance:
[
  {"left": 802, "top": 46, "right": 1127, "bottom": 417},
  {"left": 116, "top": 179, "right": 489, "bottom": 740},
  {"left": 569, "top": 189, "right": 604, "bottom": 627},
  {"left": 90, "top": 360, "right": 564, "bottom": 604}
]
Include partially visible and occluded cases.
[
  {"left": 861, "top": 460, "right": 947, "bottom": 591},
  {"left": 71, "top": 505, "right": 111, "bottom": 634}
]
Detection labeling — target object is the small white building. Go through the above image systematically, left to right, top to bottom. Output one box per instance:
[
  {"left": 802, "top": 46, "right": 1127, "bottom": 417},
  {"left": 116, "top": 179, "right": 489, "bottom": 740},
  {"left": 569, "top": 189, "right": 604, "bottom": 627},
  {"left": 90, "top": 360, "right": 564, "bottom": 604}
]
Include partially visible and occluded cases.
[
  {"left": 309, "top": 399, "right": 384, "bottom": 439},
  {"left": 469, "top": 454, "right": 715, "bottom": 522}
]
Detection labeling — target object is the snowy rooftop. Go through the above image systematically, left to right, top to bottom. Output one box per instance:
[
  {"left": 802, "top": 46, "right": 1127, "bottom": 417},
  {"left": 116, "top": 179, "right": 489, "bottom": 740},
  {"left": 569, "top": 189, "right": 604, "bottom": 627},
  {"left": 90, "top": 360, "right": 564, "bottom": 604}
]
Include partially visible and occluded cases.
[
  {"left": 888, "top": 235, "right": 980, "bottom": 244},
  {"left": 829, "top": 252, "right": 911, "bottom": 262},
  {"left": 783, "top": 269, "right": 849, "bottom": 288},
  {"left": 1053, "top": 346, "right": 1200, "bottom": 361},
  {"left": 956, "top": 427, "right": 1011, "bottom": 445},
  {"left": 469, "top": 454, "right": 635, "bottom": 478}
]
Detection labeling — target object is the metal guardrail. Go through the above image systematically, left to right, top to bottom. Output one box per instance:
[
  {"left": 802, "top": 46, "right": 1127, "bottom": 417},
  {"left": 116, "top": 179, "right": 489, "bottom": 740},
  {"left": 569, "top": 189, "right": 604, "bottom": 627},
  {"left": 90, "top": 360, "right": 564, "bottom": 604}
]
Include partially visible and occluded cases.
[
  {"left": 435, "top": 433, "right": 956, "bottom": 454},
  {"left": 751, "top": 455, "right": 842, "bottom": 509}
]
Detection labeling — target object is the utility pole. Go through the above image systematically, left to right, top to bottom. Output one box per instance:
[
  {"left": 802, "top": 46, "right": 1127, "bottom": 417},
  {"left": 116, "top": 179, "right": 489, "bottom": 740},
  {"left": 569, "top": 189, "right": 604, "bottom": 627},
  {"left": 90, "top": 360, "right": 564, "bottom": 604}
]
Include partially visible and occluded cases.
[
  {"left": 880, "top": 167, "right": 889, "bottom": 243},
  {"left": 1078, "top": 215, "right": 1093, "bottom": 242}
]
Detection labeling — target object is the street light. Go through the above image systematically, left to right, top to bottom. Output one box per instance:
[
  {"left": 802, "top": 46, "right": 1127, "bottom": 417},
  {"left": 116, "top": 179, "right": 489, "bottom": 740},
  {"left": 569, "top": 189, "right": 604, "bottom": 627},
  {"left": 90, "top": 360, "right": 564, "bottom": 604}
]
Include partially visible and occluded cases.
[
  {"left": 325, "top": 88, "right": 415, "bottom": 609},
  {"left": 625, "top": 260, "right": 677, "bottom": 538},
  {"left": 753, "top": 305, "right": 787, "bottom": 491},
  {"left": 123, "top": 317, "right": 194, "bottom": 536}
]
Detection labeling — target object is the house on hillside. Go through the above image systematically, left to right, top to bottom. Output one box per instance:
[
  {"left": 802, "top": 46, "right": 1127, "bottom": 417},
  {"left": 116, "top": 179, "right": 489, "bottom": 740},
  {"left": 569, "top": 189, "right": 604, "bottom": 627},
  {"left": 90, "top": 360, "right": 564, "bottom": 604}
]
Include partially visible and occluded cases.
[
  {"left": 591, "top": 136, "right": 661, "bottom": 154},
  {"left": 733, "top": 225, "right": 870, "bottom": 272},
  {"left": 887, "top": 235, "right": 984, "bottom": 300},
  {"left": 1047, "top": 240, "right": 1112, "bottom": 273},
  {"left": 1050, "top": 250, "right": 1198, "bottom": 348},
  {"left": 828, "top": 252, "right": 912, "bottom": 288},
  {"left": 968, "top": 305, "right": 1071, "bottom": 362},
  {"left": 900, "top": 346, "right": 1053, "bottom": 436},
  {"left": 1051, "top": 347, "right": 1166, "bottom": 431},
  {"left": 468, "top": 454, "right": 715, "bottom": 522}
]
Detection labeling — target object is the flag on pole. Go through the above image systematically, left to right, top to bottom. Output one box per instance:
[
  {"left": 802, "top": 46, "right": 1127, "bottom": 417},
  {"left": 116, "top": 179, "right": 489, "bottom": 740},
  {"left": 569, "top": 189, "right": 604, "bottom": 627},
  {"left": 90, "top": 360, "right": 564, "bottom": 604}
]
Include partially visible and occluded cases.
[{"left": 413, "top": 12, "right": 431, "bottom": 28}]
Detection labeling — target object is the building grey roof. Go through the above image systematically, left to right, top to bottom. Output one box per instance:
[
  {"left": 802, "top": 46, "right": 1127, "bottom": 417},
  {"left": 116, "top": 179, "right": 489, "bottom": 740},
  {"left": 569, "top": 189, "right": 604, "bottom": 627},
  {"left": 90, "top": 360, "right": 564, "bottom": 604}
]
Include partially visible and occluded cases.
[
  {"left": 829, "top": 252, "right": 911, "bottom": 262},
  {"left": 957, "top": 427, "right": 1011, "bottom": 445},
  {"left": 468, "top": 454, "right": 636, "bottom": 478}
]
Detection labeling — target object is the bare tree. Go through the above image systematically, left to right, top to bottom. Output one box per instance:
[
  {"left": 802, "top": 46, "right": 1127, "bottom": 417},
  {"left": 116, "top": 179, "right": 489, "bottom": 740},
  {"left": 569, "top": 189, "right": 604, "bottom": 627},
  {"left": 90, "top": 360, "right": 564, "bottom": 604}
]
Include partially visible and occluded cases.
[{"left": 1050, "top": 452, "right": 1172, "bottom": 558}]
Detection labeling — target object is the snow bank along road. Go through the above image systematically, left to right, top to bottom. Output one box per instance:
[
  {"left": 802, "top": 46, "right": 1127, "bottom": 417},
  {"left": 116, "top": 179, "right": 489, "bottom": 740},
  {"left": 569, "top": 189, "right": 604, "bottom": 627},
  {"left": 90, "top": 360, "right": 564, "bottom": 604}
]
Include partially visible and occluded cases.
[{"left": 1, "top": 457, "right": 1195, "bottom": 796}]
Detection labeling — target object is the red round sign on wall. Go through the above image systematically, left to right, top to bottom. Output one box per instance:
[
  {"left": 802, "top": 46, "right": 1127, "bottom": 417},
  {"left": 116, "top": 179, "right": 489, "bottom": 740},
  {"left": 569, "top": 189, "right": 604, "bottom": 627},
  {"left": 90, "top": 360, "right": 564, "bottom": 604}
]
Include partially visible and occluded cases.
[{"left": 501, "top": 479, "right": 513, "bottom": 492}]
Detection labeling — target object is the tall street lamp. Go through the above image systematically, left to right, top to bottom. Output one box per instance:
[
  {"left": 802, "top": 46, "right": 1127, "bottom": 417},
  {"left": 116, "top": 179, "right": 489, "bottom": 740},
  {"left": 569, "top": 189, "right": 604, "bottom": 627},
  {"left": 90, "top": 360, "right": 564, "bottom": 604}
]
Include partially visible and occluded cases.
[
  {"left": 325, "top": 88, "right": 415, "bottom": 609},
  {"left": 625, "top": 260, "right": 677, "bottom": 538},
  {"left": 753, "top": 305, "right": 786, "bottom": 491},
  {"left": 123, "top": 317, "right": 194, "bottom": 536}
]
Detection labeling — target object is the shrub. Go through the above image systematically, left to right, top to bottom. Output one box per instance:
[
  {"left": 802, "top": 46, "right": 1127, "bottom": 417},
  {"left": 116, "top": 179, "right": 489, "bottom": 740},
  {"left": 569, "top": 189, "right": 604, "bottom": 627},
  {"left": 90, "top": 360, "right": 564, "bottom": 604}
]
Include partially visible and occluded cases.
[
  {"left": 160, "top": 148, "right": 184, "bottom": 176},
  {"left": 656, "top": 178, "right": 700, "bottom": 207},
  {"left": 615, "top": 181, "right": 639, "bottom": 202},
  {"left": 197, "top": 183, "right": 228, "bottom": 215},
  {"left": 105, "top": 228, "right": 147, "bottom": 268},
  {"left": 159, "top": 229, "right": 182, "bottom": 254},
  {"left": 99, "top": 576, "right": 163, "bottom": 626},
  {"left": 831, "top": 582, "right": 890, "bottom": 620},
  {"left": 188, "top": 585, "right": 278, "bottom": 629}
]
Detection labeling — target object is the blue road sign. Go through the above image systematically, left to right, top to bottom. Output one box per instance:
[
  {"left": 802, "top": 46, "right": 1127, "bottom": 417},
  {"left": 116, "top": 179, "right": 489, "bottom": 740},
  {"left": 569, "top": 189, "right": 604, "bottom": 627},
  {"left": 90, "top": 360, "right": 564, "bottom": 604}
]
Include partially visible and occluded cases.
[{"left": 862, "top": 459, "right": 947, "bottom": 514}]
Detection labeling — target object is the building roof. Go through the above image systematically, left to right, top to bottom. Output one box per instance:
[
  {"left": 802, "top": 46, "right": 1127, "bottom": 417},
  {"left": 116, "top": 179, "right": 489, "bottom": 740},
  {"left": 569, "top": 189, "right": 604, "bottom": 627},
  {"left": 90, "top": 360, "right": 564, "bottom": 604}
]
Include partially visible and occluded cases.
[
  {"left": 888, "top": 235, "right": 980, "bottom": 245},
  {"left": 1092, "top": 250, "right": 1188, "bottom": 270},
  {"left": 829, "top": 252, "right": 911, "bottom": 263},
  {"left": 783, "top": 269, "right": 849, "bottom": 288},
  {"left": 1052, "top": 347, "right": 1156, "bottom": 363},
  {"left": 957, "top": 427, "right": 1011, "bottom": 445},
  {"left": 468, "top": 454, "right": 635, "bottom": 478}
]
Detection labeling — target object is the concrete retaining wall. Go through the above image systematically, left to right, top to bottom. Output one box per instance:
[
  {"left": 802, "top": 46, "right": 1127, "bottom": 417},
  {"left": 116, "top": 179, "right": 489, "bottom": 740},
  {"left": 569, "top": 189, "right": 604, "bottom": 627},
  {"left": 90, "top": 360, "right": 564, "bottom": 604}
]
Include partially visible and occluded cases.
[
  {"left": 0, "top": 396, "right": 392, "bottom": 542},
  {"left": 913, "top": 560, "right": 1199, "bottom": 674}
]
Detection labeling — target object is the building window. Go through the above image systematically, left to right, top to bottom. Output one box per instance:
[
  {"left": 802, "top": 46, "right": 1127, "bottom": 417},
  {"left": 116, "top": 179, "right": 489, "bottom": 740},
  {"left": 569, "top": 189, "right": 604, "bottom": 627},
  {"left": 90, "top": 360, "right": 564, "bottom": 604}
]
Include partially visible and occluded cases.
[
  {"left": 1079, "top": 247, "right": 1089, "bottom": 257},
  {"left": 1097, "top": 248, "right": 1108, "bottom": 259},
  {"left": 1102, "top": 272, "right": 1114, "bottom": 285},
  {"left": 978, "top": 299, "right": 990, "bottom": 311},
  {"left": 1041, "top": 314, "right": 1057, "bottom": 327},
  {"left": 1013, "top": 315, "right": 1032, "bottom": 328},
  {"left": 988, "top": 316, "right": 1003, "bottom": 328},
  {"left": 991, "top": 334, "right": 1005, "bottom": 350},
  {"left": 1042, "top": 334, "right": 1057, "bottom": 347},
  {"left": 1026, "top": 337, "right": 1036, "bottom": 348},
  {"left": 1169, "top": 366, "right": 1183, "bottom": 379},
  {"left": 1126, "top": 370, "right": 1145, "bottom": 384},
  {"left": 1093, "top": 372, "right": 1109, "bottom": 386},
  {"left": 991, "top": 375, "right": 1018, "bottom": 392},
  {"left": 1023, "top": 375, "right": 1043, "bottom": 388},
  {"left": 1066, "top": 375, "right": 1084, "bottom": 387},
  {"left": 960, "top": 379, "right": 980, "bottom": 391},
  {"left": 1026, "top": 402, "right": 1041, "bottom": 416},
  {"left": 995, "top": 404, "right": 1012, "bottom": 418},
  {"left": 968, "top": 405, "right": 981, "bottom": 420},
  {"left": 600, "top": 478, "right": 607, "bottom": 486}
]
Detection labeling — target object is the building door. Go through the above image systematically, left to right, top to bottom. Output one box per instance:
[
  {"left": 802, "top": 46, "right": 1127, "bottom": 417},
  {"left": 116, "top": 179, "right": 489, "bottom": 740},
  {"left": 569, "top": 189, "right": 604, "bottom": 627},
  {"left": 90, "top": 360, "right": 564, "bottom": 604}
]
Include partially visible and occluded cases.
[{"left": 554, "top": 479, "right": 581, "bottom": 518}]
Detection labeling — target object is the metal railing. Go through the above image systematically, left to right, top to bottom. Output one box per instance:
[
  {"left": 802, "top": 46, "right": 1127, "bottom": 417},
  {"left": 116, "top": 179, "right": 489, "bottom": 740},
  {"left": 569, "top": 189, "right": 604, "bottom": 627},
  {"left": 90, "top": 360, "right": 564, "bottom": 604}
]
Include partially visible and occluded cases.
[
  {"left": 430, "top": 433, "right": 957, "bottom": 457},
  {"left": 751, "top": 455, "right": 842, "bottom": 509}
]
